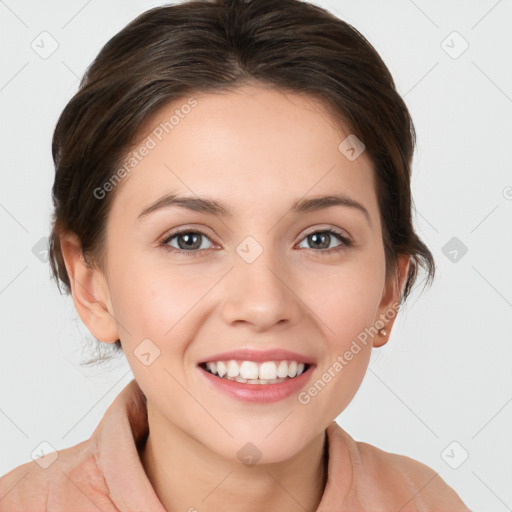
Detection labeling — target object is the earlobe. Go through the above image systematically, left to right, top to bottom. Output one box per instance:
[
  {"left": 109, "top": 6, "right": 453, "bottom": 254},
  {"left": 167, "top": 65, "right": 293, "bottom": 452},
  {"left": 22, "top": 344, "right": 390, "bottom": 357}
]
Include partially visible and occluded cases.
[
  {"left": 60, "top": 233, "right": 120, "bottom": 343},
  {"left": 372, "top": 254, "right": 411, "bottom": 348}
]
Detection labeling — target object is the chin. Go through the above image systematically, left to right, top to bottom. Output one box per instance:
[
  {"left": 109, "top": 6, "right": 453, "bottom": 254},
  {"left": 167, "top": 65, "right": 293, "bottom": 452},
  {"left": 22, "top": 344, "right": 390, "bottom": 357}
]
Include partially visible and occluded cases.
[{"left": 203, "top": 423, "right": 315, "bottom": 466}]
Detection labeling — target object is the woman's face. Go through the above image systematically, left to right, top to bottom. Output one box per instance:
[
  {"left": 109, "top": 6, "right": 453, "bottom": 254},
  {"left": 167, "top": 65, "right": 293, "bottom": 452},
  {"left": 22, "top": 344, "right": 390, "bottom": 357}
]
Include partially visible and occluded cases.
[{"left": 96, "top": 84, "right": 405, "bottom": 463}]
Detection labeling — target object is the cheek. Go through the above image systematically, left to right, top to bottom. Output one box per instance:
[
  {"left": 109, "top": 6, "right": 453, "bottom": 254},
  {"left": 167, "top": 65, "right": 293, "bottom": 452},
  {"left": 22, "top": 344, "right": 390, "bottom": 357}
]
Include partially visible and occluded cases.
[
  {"left": 305, "top": 255, "right": 385, "bottom": 346},
  {"left": 108, "top": 257, "right": 216, "bottom": 345},
  {"left": 302, "top": 270, "right": 381, "bottom": 414},
  {"left": 324, "top": 283, "right": 382, "bottom": 349}
]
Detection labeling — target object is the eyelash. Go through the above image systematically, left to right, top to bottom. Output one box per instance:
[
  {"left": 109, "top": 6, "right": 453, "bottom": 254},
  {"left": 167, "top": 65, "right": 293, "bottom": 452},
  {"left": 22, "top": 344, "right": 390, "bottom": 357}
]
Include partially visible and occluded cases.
[{"left": 158, "top": 226, "right": 353, "bottom": 257}]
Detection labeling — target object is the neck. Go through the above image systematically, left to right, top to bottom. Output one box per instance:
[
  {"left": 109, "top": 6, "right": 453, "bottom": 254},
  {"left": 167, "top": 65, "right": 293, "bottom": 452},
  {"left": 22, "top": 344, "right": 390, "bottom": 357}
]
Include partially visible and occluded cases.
[{"left": 139, "top": 407, "right": 329, "bottom": 512}]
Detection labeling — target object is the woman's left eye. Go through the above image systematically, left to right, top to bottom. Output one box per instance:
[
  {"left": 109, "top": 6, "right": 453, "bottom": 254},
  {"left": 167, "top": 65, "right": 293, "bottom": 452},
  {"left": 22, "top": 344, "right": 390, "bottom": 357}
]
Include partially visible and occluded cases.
[
  {"left": 160, "top": 228, "right": 352, "bottom": 256},
  {"left": 297, "top": 229, "right": 352, "bottom": 252}
]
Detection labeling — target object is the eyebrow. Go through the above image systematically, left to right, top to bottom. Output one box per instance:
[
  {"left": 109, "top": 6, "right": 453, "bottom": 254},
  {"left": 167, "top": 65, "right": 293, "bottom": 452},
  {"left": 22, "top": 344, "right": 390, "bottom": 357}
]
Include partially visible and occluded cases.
[{"left": 137, "top": 192, "right": 371, "bottom": 226}]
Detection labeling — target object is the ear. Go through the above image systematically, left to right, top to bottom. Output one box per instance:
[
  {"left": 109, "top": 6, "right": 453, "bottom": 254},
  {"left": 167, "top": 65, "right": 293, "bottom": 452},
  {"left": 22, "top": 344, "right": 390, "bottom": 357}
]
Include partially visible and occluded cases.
[
  {"left": 59, "top": 233, "right": 120, "bottom": 344},
  {"left": 372, "top": 253, "right": 410, "bottom": 348}
]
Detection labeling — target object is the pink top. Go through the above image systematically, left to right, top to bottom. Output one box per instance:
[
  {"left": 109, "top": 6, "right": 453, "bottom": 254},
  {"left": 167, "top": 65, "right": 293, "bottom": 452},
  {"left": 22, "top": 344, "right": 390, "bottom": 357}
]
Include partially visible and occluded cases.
[{"left": 0, "top": 379, "right": 470, "bottom": 511}]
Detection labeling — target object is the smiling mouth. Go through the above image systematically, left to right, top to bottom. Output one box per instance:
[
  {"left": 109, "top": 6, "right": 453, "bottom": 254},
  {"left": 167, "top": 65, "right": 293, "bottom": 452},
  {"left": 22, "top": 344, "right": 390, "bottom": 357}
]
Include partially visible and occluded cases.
[{"left": 198, "top": 360, "right": 312, "bottom": 385}]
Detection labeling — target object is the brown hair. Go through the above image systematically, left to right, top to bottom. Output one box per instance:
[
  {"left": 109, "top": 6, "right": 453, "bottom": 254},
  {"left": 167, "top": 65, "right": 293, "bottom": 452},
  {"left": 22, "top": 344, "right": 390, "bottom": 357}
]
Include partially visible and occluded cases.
[{"left": 49, "top": 0, "right": 435, "bottom": 364}]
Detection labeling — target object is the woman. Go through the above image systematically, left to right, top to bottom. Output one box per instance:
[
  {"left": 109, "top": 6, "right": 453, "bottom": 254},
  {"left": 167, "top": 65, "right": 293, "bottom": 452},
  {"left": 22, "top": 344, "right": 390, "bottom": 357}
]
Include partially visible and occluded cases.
[{"left": 0, "top": 0, "right": 470, "bottom": 509}]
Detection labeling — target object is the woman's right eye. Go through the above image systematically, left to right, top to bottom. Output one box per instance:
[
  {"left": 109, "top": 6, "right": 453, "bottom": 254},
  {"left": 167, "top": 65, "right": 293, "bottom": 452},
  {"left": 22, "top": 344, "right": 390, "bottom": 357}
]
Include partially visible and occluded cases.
[{"left": 160, "top": 230, "right": 214, "bottom": 254}]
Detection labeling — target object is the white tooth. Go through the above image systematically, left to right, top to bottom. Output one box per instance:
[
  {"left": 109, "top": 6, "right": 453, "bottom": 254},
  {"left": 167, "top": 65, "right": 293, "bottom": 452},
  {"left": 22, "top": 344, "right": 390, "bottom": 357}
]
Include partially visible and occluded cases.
[
  {"left": 227, "top": 360, "right": 240, "bottom": 377},
  {"left": 216, "top": 361, "right": 227, "bottom": 377},
  {"left": 239, "top": 361, "right": 259, "bottom": 380},
  {"left": 259, "top": 361, "right": 277, "bottom": 380},
  {"left": 276, "top": 361, "right": 289, "bottom": 378},
  {"left": 287, "top": 361, "right": 298, "bottom": 378},
  {"left": 206, "top": 362, "right": 217, "bottom": 374},
  {"left": 296, "top": 362, "right": 305, "bottom": 376},
  {"left": 234, "top": 376, "right": 248, "bottom": 383}
]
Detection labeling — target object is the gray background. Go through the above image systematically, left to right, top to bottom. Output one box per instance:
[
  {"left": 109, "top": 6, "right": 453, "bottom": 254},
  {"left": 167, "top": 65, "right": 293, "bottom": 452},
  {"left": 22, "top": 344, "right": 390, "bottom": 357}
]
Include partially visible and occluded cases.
[{"left": 1, "top": 0, "right": 511, "bottom": 510}]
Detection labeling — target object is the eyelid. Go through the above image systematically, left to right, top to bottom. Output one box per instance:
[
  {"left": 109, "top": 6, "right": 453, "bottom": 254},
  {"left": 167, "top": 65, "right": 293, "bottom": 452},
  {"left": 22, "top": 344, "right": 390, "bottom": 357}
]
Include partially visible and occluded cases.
[
  {"left": 301, "top": 224, "right": 351, "bottom": 240},
  {"left": 159, "top": 225, "right": 216, "bottom": 244}
]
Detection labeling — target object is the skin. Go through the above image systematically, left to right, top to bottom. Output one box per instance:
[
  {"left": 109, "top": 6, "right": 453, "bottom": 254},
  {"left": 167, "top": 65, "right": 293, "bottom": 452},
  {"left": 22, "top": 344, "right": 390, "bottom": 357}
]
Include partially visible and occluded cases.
[{"left": 60, "top": 84, "right": 409, "bottom": 512}]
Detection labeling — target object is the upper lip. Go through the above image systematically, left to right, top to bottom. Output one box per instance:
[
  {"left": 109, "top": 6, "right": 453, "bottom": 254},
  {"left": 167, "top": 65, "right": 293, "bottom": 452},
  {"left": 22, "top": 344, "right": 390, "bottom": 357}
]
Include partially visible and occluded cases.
[{"left": 197, "top": 348, "right": 316, "bottom": 365}]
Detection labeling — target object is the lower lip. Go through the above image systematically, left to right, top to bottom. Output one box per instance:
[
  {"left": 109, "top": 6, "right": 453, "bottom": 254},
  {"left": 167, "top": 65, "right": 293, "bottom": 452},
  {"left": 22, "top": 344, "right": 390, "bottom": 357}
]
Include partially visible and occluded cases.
[{"left": 198, "top": 365, "right": 315, "bottom": 403}]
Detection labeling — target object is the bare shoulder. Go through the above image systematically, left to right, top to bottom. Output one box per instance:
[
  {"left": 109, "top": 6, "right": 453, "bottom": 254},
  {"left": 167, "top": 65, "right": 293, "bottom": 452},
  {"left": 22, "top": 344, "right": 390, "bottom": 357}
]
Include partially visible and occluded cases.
[{"left": 355, "top": 440, "right": 472, "bottom": 511}]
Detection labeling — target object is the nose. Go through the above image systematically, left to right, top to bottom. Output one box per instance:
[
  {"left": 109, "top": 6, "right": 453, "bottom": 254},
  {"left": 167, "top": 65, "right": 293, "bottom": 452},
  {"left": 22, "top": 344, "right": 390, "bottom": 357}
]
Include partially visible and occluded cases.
[{"left": 220, "top": 246, "right": 303, "bottom": 332}]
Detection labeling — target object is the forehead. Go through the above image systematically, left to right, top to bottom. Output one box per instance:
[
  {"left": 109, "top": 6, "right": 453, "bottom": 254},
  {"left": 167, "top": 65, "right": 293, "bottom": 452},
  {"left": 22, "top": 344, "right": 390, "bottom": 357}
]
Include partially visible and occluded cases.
[{"left": 112, "top": 85, "right": 378, "bottom": 221}]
